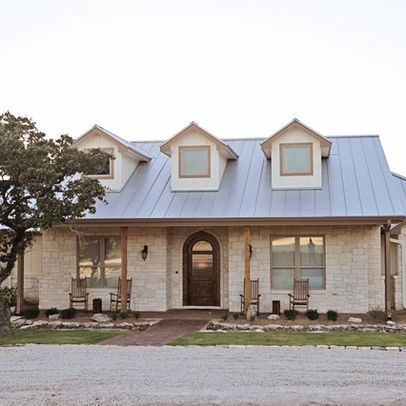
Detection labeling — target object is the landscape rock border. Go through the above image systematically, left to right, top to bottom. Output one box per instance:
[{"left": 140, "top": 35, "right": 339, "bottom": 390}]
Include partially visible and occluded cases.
[
  {"left": 11, "top": 318, "right": 159, "bottom": 331},
  {"left": 207, "top": 320, "right": 406, "bottom": 333}
]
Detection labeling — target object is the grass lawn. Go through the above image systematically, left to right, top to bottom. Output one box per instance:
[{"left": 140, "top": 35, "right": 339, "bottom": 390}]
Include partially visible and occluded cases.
[
  {"left": 0, "top": 330, "right": 123, "bottom": 346},
  {"left": 171, "top": 332, "right": 406, "bottom": 347}
]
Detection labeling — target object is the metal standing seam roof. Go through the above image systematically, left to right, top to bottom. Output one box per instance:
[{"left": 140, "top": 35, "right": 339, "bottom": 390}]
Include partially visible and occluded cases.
[{"left": 84, "top": 135, "right": 406, "bottom": 220}]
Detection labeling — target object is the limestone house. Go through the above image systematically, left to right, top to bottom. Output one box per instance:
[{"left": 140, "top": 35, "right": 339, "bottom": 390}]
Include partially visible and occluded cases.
[{"left": 9, "top": 119, "right": 406, "bottom": 316}]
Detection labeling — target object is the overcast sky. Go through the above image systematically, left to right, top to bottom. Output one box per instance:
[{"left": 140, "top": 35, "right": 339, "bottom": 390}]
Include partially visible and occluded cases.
[{"left": 1, "top": 0, "right": 406, "bottom": 173}]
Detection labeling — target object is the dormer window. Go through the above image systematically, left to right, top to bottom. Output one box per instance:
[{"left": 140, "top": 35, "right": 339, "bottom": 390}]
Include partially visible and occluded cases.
[
  {"left": 280, "top": 143, "right": 313, "bottom": 176},
  {"left": 179, "top": 146, "right": 211, "bottom": 178},
  {"left": 86, "top": 148, "right": 114, "bottom": 179}
]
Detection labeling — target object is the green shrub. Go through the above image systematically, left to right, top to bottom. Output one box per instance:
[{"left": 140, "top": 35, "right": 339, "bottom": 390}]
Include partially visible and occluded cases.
[
  {"left": 0, "top": 286, "right": 17, "bottom": 307},
  {"left": 22, "top": 306, "right": 40, "bottom": 319},
  {"left": 369, "top": 307, "right": 386, "bottom": 323},
  {"left": 45, "top": 308, "right": 59, "bottom": 317},
  {"left": 60, "top": 308, "right": 77, "bottom": 319},
  {"left": 284, "top": 309, "right": 297, "bottom": 320},
  {"left": 306, "top": 309, "right": 319, "bottom": 320},
  {"left": 327, "top": 309, "right": 338, "bottom": 321},
  {"left": 120, "top": 311, "right": 128, "bottom": 319},
  {"left": 133, "top": 311, "right": 140, "bottom": 320},
  {"left": 111, "top": 312, "right": 118, "bottom": 320},
  {"left": 232, "top": 312, "right": 239, "bottom": 320},
  {"left": 222, "top": 313, "right": 228, "bottom": 321}
]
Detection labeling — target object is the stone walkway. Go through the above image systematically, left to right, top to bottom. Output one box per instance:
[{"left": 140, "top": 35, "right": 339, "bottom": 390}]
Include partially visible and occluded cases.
[{"left": 99, "top": 319, "right": 207, "bottom": 346}]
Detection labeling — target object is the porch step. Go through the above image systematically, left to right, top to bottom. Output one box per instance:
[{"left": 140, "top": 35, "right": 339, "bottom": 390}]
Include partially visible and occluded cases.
[{"left": 99, "top": 319, "right": 207, "bottom": 346}]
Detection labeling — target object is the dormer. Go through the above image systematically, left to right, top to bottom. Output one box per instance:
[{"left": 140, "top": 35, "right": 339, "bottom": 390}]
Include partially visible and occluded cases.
[
  {"left": 261, "top": 119, "right": 332, "bottom": 189},
  {"left": 160, "top": 122, "right": 238, "bottom": 191},
  {"left": 73, "top": 125, "right": 151, "bottom": 191}
]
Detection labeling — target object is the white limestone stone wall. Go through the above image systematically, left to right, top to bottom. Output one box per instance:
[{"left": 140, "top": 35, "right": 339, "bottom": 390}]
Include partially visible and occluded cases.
[
  {"left": 228, "top": 225, "right": 383, "bottom": 313},
  {"left": 38, "top": 226, "right": 167, "bottom": 311},
  {"left": 9, "top": 234, "right": 42, "bottom": 302}
]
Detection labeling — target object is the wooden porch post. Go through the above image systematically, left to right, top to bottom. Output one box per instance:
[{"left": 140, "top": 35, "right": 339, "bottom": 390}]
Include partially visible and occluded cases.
[
  {"left": 383, "top": 221, "right": 392, "bottom": 320},
  {"left": 120, "top": 226, "right": 128, "bottom": 313},
  {"left": 244, "top": 227, "right": 251, "bottom": 315},
  {"left": 16, "top": 252, "right": 24, "bottom": 315}
]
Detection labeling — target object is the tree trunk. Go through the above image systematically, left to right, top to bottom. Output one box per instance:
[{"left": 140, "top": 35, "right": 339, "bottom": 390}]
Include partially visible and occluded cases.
[{"left": 0, "top": 292, "right": 11, "bottom": 336}]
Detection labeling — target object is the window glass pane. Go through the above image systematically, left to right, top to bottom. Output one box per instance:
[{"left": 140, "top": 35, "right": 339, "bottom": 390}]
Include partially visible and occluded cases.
[
  {"left": 282, "top": 145, "right": 311, "bottom": 174},
  {"left": 181, "top": 148, "right": 209, "bottom": 176},
  {"left": 86, "top": 149, "right": 112, "bottom": 176},
  {"left": 78, "top": 237, "right": 101, "bottom": 287},
  {"left": 105, "top": 237, "right": 121, "bottom": 288},
  {"left": 272, "top": 237, "right": 295, "bottom": 266},
  {"left": 300, "top": 237, "right": 324, "bottom": 266},
  {"left": 78, "top": 238, "right": 100, "bottom": 268},
  {"left": 192, "top": 240, "right": 213, "bottom": 251},
  {"left": 390, "top": 243, "right": 399, "bottom": 276},
  {"left": 192, "top": 253, "right": 213, "bottom": 279},
  {"left": 79, "top": 266, "right": 102, "bottom": 288},
  {"left": 271, "top": 268, "right": 295, "bottom": 290},
  {"left": 301, "top": 268, "right": 324, "bottom": 289}
]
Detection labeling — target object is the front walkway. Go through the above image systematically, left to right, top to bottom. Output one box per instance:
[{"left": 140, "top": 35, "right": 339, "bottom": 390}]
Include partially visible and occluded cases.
[{"left": 99, "top": 319, "right": 208, "bottom": 346}]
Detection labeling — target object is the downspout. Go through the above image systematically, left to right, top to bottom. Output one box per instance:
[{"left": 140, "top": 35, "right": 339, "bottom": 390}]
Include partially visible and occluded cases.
[
  {"left": 382, "top": 221, "right": 392, "bottom": 320},
  {"left": 390, "top": 238, "right": 403, "bottom": 308}
]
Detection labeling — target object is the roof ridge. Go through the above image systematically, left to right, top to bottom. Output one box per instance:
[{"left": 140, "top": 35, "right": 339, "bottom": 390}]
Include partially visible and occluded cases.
[{"left": 130, "top": 135, "right": 380, "bottom": 144}]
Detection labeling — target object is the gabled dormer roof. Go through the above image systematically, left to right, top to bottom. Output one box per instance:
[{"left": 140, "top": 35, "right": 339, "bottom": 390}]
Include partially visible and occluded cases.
[
  {"left": 261, "top": 118, "right": 332, "bottom": 158},
  {"left": 160, "top": 122, "right": 238, "bottom": 159},
  {"left": 73, "top": 124, "right": 152, "bottom": 162}
]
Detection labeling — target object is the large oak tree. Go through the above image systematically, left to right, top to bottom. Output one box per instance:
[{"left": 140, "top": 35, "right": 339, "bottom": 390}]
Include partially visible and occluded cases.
[{"left": 0, "top": 112, "right": 109, "bottom": 333}]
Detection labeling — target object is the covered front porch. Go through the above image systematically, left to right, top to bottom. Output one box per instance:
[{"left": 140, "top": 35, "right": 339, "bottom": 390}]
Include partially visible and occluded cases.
[{"left": 26, "top": 218, "right": 400, "bottom": 318}]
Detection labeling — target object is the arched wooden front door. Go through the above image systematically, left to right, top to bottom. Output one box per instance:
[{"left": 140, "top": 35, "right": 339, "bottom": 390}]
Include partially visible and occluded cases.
[{"left": 183, "top": 232, "right": 220, "bottom": 306}]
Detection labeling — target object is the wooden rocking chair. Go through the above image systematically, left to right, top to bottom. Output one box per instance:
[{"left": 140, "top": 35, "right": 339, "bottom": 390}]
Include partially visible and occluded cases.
[
  {"left": 69, "top": 278, "right": 89, "bottom": 311},
  {"left": 110, "top": 278, "right": 132, "bottom": 312},
  {"left": 240, "top": 278, "right": 261, "bottom": 315},
  {"left": 288, "top": 278, "right": 310, "bottom": 311}
]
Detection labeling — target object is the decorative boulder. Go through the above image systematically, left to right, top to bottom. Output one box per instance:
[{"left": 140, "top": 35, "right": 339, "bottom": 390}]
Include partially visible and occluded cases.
[
  {"left": 91, "top": 313, "right": 112, "bottom": 323},
  {"left": 268, "top": 314, "right": 280, "bottom": 320},
  {"left": 348, "top": 317, "right": 362, "bottom": 323},
  {"left": 32, "top": 320, "right": 48, "bottom": 328}
]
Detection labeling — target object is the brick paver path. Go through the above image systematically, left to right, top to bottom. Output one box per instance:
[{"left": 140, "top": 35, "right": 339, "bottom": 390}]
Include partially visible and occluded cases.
[{"left": 99, "top": 319, "right": 207, "bottom": 346}]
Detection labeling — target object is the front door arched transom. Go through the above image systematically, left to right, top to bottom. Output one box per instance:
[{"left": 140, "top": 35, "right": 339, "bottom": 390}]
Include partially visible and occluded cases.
[{"left": 183, "top": 231, "right": 220, "bottom": 306}]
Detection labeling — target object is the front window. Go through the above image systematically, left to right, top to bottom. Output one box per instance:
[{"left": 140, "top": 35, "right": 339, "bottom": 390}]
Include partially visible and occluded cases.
[
  {"left": 280, "top": 143, "right": 313, "bottom": 176},
  {"left": 179, "top": 146, "right": 210, "bottom": 178},
  {"left": 78, "top": 236, "right": 121, "bottom": 287},
  {"left": 271, "top": 236, "right": 325, "bottom": 290}
]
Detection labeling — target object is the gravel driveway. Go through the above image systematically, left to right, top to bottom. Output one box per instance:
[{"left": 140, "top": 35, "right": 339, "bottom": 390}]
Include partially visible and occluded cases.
[{"left": 1, "top": 345, "right": 406, "bottom": 405}]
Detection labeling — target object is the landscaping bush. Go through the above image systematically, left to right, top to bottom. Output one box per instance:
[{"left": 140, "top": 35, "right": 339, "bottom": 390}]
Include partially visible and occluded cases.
[
  {"left": 0, "top": 286, "right": 17, "bottom": 307},
  {"left": 22, "top": 306, "right": 40, "bottom": 319},
  {"left": 369, "top": 307, "right": 386, "bottom": 323},
  {"left": 45, "top": 308, "right": 59, "bottom": 317},
  {"left": 60, "top": 308, "right": 77, "bottom": 319},
  {"left": 284, "top": 309, "right": 297, "bottom": 320},
  {"left": 306, "top": 309, "right": 319, "bottom": 320},
  {"left": 327, "top": 309, "right": 338, "bottom": 321},
  {"left": 120, "top": 311, "right": 128, "bottom": 319},
  {"left": 133, "top": 311, "right": 140, "bottom": 320},
  {"left": 111, "top": 312, "right": 118, "bottom": 320},
  {"left": 232, "top": 312, "right": 239, "bottom": 320},
  {"left": 222, "top": 313, "right": 228, "bottom": 321}
]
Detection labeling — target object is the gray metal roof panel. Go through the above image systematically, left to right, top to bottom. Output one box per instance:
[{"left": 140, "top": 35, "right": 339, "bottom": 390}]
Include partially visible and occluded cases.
[{"left": 86, "top": 135, "right": 406, "bottom": 220}]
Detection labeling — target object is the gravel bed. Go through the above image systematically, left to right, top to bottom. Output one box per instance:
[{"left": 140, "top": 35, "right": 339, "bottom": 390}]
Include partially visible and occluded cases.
[{"left": 1, "top": 345, "right": 406, "bottom": 405}]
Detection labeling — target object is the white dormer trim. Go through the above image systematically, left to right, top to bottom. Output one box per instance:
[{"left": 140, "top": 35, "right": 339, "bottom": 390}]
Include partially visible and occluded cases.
[
  {"left": 261, "top": 118, "right": 332, "bottom": 159},
  {"left": 160, "top": 122, "right": 238, "bottom": 160},
  {"left": 73, "top": 125, "right": 152, "bottom": 162}
]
